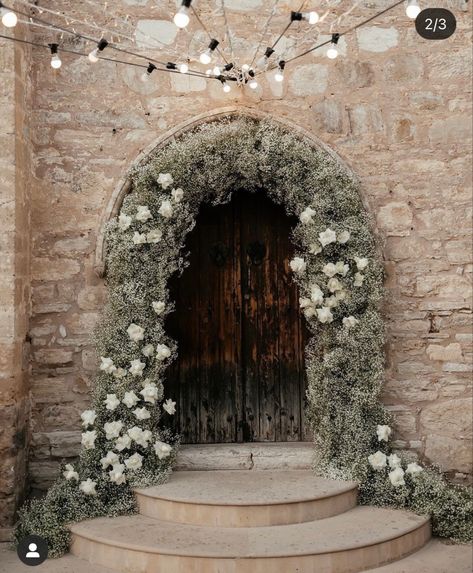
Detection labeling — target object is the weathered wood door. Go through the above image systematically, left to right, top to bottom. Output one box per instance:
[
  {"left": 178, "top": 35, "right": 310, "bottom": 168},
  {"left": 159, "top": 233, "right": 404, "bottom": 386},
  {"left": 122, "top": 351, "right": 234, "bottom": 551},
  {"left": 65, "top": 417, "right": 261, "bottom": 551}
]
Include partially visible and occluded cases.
[{"left": 165, "top": 191, "right": 308, "bottom": 443}]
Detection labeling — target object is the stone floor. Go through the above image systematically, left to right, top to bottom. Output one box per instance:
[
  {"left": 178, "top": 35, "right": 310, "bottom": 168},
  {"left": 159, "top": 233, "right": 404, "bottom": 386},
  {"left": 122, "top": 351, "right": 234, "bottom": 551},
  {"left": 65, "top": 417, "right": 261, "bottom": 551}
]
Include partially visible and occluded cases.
[{"left": 1, "top": 540, "right": 471, "bottom": 573}]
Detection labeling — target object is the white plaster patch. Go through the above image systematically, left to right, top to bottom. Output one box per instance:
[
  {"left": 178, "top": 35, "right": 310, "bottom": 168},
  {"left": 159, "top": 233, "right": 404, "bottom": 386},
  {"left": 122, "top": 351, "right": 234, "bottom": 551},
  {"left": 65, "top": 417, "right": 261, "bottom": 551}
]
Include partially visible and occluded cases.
[
  {"left": 135, "top": 20, "right": 177, "bottom": 48},
  {"left": 357, "top": 27, "right": 399, "bottom": 53},
  {"left": 289, "top": 64, "right": 328, "bottom": 96}
]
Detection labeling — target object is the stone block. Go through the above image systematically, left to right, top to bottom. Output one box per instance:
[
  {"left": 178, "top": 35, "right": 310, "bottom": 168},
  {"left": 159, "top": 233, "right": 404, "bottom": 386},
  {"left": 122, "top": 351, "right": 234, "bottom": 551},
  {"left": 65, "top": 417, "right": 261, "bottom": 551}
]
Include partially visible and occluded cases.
[
  {"left": 135, "top": 20, "right": 177, "bottom": 48},
  {"left": 357, "top": 27, "right": 398, "bottom": 52},
  {"left": 337, "top": 60, "right": 374, "bottom": 89},
  {"left": 289, "top": 64, "right": 328, "bottom": 96},
  {"left": 311, "top": 100, "right": 344, "bottom": 133},
  {"left": 348, "top": 104, "right": 384, "bottom": 135},
  {"left": 377, "top": 202, "right": 413, "bottom": 236},
  {"left": 32, "top": 258, "right": 80, "bottom": 281},
  {"left": 77, "top": 286, "right": 107, "bottom": 310},
  {"left": 426, "top": 343, "right": 463, "bottom": 362},
  {"left": 34, "top": 349, "right": 74, "bottom": 365}
]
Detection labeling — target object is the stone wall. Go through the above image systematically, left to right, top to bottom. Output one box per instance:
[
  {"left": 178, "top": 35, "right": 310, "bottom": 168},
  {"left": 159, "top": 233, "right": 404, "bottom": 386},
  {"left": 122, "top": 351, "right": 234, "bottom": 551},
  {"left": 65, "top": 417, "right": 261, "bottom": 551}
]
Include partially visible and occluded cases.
[
  {"left": 1, "top": 0, "right": 472, "bottom": 510},
  {"left": 0, "top": 34, "right": 32, "bottom": 538}
]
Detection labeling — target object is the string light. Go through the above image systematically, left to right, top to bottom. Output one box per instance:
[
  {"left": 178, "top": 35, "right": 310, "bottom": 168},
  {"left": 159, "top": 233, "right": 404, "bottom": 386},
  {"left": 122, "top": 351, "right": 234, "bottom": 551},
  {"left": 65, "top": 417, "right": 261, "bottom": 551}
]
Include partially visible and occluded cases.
[
  {"left": 173, "top": 0, "right": 191, "bottom": 29},
  {"left": 405, "top": 0, "right": 421, "bottom": 19},
  {"left": 0, "top": 2, "right": 17, "bottom": 27},
  {"left": 291, "top": 10, "right": 319, "bottom": 25},
  {"left": 326, "top": 34, "right": 339, "bottom": 59},
  {"left": 88, "top": 38, "right": 108, "bottom": 63},
  {"left": 199, "top": 39, "right": 219, "bottom": 65},
  {"left": 49, "top": 43, "right": 62, "bottom": 69},
  {"left": 256, "top": 47, "right": 275, "bottom": 70},
  {"left": 274, "top": 60, "right": 285, "bottom": 82},
  {"left": 141, "top": 62, "right": 156, "bottom": 82},
  {"left": 178, "top": 62, "right": 189, "bottom": 74},
  {"left": 241, "top": 64, "right": 250, "bottom": 73},
  {"left": 213, "top": 65, "right": 221, "bottom": 76},
  {"left": 248, "top": 70, "right": 258, "bottom": 89},
  {"left": 221, "top": 78, "right": 231, "bottom": 93}
]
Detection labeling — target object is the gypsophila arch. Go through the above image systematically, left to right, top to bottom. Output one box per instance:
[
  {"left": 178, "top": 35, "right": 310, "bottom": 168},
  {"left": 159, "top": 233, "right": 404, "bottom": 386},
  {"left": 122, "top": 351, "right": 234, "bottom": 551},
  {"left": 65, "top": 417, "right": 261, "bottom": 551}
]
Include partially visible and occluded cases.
[{"left": 16, "top": 116, "right": 472, "bottom": 557}]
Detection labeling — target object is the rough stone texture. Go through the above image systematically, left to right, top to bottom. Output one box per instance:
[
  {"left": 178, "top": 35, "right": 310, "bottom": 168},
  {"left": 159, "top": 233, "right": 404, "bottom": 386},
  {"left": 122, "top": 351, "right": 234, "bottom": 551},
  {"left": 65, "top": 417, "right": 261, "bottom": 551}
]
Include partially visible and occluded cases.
[{"left": 0, "top": 2, "right": 471, "bottom": 514}]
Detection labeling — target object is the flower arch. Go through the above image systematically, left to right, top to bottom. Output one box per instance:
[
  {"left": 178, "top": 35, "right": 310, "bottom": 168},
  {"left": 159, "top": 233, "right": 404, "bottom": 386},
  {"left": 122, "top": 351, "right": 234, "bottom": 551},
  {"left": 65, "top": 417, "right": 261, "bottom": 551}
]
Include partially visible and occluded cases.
[{"left": 17, "top": 115, "right": 472, "bottom": 556}]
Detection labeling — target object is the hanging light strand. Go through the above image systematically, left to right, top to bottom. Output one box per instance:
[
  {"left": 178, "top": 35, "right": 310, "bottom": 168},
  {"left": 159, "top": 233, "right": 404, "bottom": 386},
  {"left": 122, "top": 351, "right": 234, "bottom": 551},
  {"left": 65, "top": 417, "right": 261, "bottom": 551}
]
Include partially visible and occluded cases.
[{"left": 190, "top": 4, "right": 229, "bottom": 65}]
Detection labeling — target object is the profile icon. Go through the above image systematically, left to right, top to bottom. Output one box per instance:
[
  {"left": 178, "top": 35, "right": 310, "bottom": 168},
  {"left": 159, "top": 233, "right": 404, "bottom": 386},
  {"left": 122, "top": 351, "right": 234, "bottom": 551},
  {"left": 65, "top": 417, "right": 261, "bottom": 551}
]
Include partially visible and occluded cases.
[
  {"left": 17, "top": 535, "right": 48, "bottom": 566},
  {"left": 26, "top": 543, "right": 40, "bottom": 558}
]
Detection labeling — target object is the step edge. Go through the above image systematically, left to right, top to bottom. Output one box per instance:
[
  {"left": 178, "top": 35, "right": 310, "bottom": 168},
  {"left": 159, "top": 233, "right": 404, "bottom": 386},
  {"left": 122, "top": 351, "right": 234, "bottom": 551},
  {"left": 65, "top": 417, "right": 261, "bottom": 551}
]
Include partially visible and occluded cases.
[
  {"left": 133, "top": 482, "right": 358, "bottom": 507},
  {"left": 70, "top": 514, "right": 431, "bottom": 559}
]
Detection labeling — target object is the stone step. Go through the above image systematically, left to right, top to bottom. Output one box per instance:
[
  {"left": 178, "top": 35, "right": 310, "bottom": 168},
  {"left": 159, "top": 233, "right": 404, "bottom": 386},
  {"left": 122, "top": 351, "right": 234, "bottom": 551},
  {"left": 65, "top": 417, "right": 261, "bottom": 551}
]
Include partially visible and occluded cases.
[
  {"left": 174, "top": 442, "right": 314, "bottom": 471},
  {"left": 135, "top": 470, "right": 358, "bottom": 526},
  {"left": 70, "top": 507, "right": 430, "bottom": 573}
]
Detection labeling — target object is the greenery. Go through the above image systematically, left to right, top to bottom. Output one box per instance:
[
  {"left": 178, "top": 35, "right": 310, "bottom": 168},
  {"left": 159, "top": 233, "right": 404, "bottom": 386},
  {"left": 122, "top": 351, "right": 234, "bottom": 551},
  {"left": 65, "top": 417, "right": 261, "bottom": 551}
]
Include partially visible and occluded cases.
[{"left": 15, "top": 117, "right": 472, "bottom": 555}]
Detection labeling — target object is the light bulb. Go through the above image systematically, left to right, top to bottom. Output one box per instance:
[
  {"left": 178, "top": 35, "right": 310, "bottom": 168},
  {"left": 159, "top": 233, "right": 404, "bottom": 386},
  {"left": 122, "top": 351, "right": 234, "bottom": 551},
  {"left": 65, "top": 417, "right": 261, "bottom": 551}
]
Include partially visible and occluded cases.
[
  {"left": 406, "top": 0, "right": 421, "bottom": 19},
  {"left": 173, "top": 6, "right": 190, "bottom": 28},
  {"left": 1, "top": 8, "right": 17, "bottom": 28},
  {"left": 307, "top": 11, "right": 319, "bottom": 25},
  {"left": 327, "top": 45, "right": 338, "bottom": 59},
  {"left": 88, "top": 48, "right": 99, "bottom": 63},
  {"left": 200, "top": 50, "right": 212, "bottom": 65},
  {"left": 50, "top": 54, "right": 62, "bottom": 69},
  {"left": 256, "top": 56, "right": 268, "bottom": 70},
  {"left": 178, "top": 62, "right": 189, "bottom": 74},
  {"left": 241, "top": 64, "right": 250, "bottom": 73},
  {"left": 213, "top": 65, "right": 221, "bottom": 76},
  {"left": 205, "top": 69, "right": 212, "bottom": 76},
  {"left": 274, "top": 70, "right": 284, "bottom": 82},
  {"left": 141, "top": 72, "right": 150, "bottom": 82},
  {"left": 249, "top": 79, "right": 258, "bottom": 89},
  {"left": 223, "top": 83, "right": 231, "bottom": 93}
]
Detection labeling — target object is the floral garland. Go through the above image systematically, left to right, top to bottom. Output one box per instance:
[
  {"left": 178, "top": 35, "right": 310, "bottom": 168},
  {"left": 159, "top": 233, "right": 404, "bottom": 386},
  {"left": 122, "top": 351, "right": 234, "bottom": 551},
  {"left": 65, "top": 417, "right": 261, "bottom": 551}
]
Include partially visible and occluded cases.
[{"left": 16, "top": 117, "right": 471, "bottom": 555}]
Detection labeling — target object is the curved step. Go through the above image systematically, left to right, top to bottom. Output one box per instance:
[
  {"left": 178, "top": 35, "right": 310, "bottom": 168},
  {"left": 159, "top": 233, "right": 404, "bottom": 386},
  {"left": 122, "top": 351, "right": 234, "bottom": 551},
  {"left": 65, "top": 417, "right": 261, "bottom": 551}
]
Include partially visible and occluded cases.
[
  {"left": 134, "top": 470, "right": 358, "bottom": 526},
  {"left": 70, "top": 507, "right": 431, "bottom": 573}
]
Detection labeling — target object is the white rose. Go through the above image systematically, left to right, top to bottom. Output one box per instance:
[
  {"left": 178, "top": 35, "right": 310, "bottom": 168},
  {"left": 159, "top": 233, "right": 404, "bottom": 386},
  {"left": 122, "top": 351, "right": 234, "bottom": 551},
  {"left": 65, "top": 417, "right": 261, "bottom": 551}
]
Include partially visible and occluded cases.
[
  {"left": 157, "top": 173, "right": 173, "bottom": 189},
  {"left": 171, "top": 188, "right": 184, "bottom": 203},
  {"left": 159, "top": 200, "right": 173, "bottom": 219},
  {"left": 136, "top": 205, "right": 152, "bottom": 222},
  {"left": 299, "top": 207, "right": 316, "bottom": 225},
  {"left": 118, "top": 213, "right": 132, "bottom": 230},
  {"left": 318, "top": 228, "right": 337, "bottom": 247},
  {"left": 147, "top": 229, "right": 163, "bottom": 244},
  {"left": 337, "top": 230, "right": 350, "bottom": 244},
  {"left": 132, "top": 232, "right": 147, "bottom": 245},
  {"left": 309, "top": 243, "right": 322, "bottom": 255},
  {"left": 354, "top": 256, "right": 369, "bottom": 271},
  {"left": 289, "top": 257, "right": 306, "bottom": 274},
  {"left": 335, "top": 261, "right": 349, "bottom": 277},
  {"left": 322, "top": 263, "right": 337, "bottom": 278},
  {"left": 354, "top": 272, "right": 364, "bottom": 287},
  {"left": 327, "top": 277, "right": 343, "bottom": 293},
  {"left": 310, "top": 285, "right": 324, "bottom": 306},
  {"left": 335, "top": 290, "right": 347, "bottom": 302},
  {"left": 325, "top": 296, "right": 338, "bottom": 308},
  {"left": 299, "top": 297, "right": 313, "bottom": 309},
  {"left": 152, "top": 301, "right": 165, "bottom": 315},
  {"left": 303, "top": 306, "right": 317, "bottom": 318},
  {"left": 316, "top": 307, "right": 334, "bottom": 324},
  {"left": 342, "top": 316, "right": 359, "bottom": 329},
  {"left": 127, "top": 323, "right": 145, "bottom": 342},
  {"left": 142, "top": 344, "right": 155, "bottom": 358},
  {"left": 156, "top": 344, "right": 171, "bottom": 361},
  {"left": 100, "top": 356, "right": 116, "bottom": 374},
  {"left": 129, "top": 359, "right": 146, "bottom": 377},
  {"left": 113, "top": 367, "right": 127, "bottom": 379},
  {"left": 140, "top": 383, "right": 159, "bottom": 404},
  {"left": 122, "top": 391, "right": 139, "bottom": 409},
  {"left": 105, "top": 393, "right": 120, "bottom": 411},
  {"left": 163, "top": 399, "right": 176, "bottom": 415},
  {"left": 133, "top": 406, "right": 151, "bottom": 421},
  {"left": 80, "top": 410, "right": 96, "bottom": 428},
  {"left": 104, "top": 421, "right": 123, "bottom": 440},
  {"left": 376, "top": 425, "right": 392, "bottom": 442},
  {"left": 127, "top": 426, "right": 152, "bottom": 448},
  {"left": 81, "top": 430, "right": 97, "bottom": 450},
  {"left": 115, "top": 434, "right": 132, "bottom": 452},
  {"left": 154, "top": 440, "right": 172, "bottom": 460},
  {"left": 368, "top": 450, "right": 387, "bottom": 470},
  {"left": 101, "top": 451, "right": 119, "bottom": 469},
  {"left": 125, "top": 453, "right": 143, "bottom": 471},
  {"left": 388, "top": 453, "right": 402, "bottom": 468},
  {"left": 406, "top": 462, "right": 423, "bottom": 476},
  {"left": 63, "top": 463, "right": 79, "bottom": 481},
  {"left": 109, "top": 463, "right": 126, "bottom": 485},
  {"left": 389, "top": 466, "right": 406, "bottom": 487},
  {"left": 79, "top": 478, "right": 97, "bottom": 495}
]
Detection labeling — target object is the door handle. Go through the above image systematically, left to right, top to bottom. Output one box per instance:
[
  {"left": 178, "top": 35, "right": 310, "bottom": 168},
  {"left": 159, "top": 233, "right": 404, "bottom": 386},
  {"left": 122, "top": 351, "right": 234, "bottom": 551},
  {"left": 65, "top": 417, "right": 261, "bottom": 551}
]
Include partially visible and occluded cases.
[{"left": 246, "top": 241, "right": 266, "bottom": 266}]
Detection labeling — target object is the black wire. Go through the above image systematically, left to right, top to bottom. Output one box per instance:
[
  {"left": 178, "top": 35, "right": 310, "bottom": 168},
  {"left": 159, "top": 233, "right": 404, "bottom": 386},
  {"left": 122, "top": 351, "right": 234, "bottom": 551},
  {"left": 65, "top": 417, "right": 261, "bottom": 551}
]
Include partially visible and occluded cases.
[
  {"left": 3, "top": 2, "right": 209, "bottom": 77},
  {"left": 190, "top": 4, "right": 229, "bottom": 65},
  {"left": 0, "top": 32, "right": 223, "bottom": 80}
]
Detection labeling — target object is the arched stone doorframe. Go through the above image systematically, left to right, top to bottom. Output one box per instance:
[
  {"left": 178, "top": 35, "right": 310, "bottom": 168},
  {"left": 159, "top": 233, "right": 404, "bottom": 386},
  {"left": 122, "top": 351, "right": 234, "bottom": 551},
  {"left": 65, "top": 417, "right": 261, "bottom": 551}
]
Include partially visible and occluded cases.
[{"left": 94, "top": 106, "right": 370, "bottom": 277}]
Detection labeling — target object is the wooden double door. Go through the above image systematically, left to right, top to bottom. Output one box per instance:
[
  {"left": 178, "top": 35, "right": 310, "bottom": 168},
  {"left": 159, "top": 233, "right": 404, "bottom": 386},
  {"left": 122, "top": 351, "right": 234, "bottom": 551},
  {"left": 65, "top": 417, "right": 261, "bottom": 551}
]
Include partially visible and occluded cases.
[{"left": 165, "top": 191, "right": 308, "bottom": 443}]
